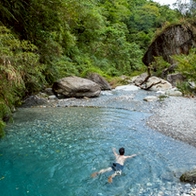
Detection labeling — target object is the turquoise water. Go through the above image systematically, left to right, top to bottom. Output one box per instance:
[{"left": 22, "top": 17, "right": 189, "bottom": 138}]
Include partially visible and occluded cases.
[{"left": 1, "top": 107, "right": 196, "bottom": 196}]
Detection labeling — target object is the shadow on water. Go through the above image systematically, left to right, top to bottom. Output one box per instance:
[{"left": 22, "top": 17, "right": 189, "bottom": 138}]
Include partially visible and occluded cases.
[{"left": 1, "top": 106, "right": 196, "bottom": 196}]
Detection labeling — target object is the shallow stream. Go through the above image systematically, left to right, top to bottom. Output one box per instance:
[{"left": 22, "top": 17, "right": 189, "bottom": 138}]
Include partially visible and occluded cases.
[{"left": 1, "top": 88, "right": 196, "bottom": 196}]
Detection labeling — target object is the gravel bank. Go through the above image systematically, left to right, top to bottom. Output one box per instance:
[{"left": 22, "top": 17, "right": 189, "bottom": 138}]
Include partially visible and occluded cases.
[{"left": 147, "top": 96, "right": 196, "bottom": 148}]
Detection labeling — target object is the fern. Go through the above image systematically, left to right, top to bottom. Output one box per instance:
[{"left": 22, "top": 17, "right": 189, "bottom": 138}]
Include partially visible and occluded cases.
[
  {"left": 0, "top": 25, "right": 47, "bottom": 136},
  {"left": 173, "top": 48, "right": 196, "bottom": 83}
]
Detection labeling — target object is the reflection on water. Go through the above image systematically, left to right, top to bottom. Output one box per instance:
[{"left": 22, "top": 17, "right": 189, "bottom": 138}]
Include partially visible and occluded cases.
[{"left": 0, "top": 107, "right": 196, "bottom": 196}]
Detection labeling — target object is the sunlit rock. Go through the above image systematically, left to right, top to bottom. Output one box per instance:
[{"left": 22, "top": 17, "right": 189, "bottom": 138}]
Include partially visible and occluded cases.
[
  {"left": 52, "top": 76, "right": 101, "bottom": 98},
  {"left": 144, "top": 76, "right": 172, "bottom": 91}
]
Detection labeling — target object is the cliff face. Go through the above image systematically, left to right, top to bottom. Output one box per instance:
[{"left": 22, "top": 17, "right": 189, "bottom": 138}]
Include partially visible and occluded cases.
[{"left": 142, "top": 23, "right": 196, "bottom": 66}]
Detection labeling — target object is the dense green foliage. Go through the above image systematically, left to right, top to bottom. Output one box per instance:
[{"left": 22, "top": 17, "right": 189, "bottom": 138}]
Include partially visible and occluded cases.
[
  {"left": 0, "top": 0, "right": 191, "bottom": 136},
  {"left": 173, "top": 48, "right": 196, "bottom": 96}
]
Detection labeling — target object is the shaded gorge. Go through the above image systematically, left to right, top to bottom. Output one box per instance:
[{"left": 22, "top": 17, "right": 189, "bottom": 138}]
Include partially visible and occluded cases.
[{"left": 1, "top": 88, "right": 196, "bottom": 196}]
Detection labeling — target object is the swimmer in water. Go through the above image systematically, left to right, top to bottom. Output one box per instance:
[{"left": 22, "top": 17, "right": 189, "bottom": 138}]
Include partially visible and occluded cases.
[{"left": 91, "top": 147, "right": 137, "bottom": 183}]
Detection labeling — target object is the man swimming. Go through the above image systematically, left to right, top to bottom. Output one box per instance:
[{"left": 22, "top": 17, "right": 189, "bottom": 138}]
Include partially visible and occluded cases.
[{"left": 91, "top": 147, "right": 137, "bottom": 183}]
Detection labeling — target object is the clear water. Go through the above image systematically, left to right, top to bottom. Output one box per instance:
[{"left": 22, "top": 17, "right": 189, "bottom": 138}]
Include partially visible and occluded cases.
[{"left": 1, "top": 106, "right": 196, "bottom": 196}]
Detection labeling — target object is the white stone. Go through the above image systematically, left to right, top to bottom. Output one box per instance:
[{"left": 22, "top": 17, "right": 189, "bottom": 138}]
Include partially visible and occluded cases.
[
  {"left": 166, "top": 89, "right": 182, "bottom": 96},
  {"left": 48, "top": 95, "right": 57, "bottom": 100},
  {"left": 143, "top": 96, "right": 158, "bottom": 102}
]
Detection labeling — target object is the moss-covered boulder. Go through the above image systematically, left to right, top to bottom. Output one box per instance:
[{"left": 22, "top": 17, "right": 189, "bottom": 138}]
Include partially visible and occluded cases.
[{"left": 180, "top": 169, "right": 196, "bottom": 183}]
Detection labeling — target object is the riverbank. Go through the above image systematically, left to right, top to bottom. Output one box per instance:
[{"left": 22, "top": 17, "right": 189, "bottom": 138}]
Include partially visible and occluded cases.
[{"left": 147, "top": 96, "right": 196, "bottom": 148}]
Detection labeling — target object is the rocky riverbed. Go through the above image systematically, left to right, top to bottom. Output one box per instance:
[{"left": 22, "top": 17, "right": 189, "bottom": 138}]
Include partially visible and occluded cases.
[
  {"left": 24, "top": 85, "right": 196, "bottom": 148},
  {"left": 147, "top": 96, "right": 196, "bottom": 148}
]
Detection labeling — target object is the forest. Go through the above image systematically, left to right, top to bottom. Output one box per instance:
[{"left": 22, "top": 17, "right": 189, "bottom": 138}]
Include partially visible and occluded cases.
[{"left": 0, "top": 0, "right": 196, "bottom": 136}]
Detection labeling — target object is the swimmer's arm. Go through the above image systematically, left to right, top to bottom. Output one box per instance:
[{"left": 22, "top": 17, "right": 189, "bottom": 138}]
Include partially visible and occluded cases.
[
  {"left": 112, "top": 148, "right": 118, "bottom": 157},
  {"left": 126, "top": 154, "right": 137, "bottom": 159}
]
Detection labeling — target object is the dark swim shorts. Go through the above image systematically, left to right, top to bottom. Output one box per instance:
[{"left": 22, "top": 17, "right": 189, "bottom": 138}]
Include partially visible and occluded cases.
[{"left": 112, "top": 163, "right": 123, "bottom": 173}]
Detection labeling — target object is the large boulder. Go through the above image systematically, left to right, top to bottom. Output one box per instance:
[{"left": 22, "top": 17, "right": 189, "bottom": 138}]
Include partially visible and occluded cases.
[
  {"left": 87, "top": 73, "right": 111, "bottom": 90},
  {"left": 52, "top": 76, "right": 101, "bottom": 98},
  {"left": 180, "top": 169, "right": 196, "bottom": 183}
]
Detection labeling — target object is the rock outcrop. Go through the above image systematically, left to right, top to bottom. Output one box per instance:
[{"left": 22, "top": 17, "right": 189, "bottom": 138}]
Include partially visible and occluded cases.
[
  {"left": 143, "top": 23, "right": 196, "bottom": 66},
  {"left": 52, "top": 76, "right": 101, "bottom": 98}
]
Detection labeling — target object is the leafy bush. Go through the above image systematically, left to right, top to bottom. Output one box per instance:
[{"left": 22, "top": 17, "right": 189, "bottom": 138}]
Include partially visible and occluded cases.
[
  {"left": 0, "top": 0, "right": 183, "bottom": 137},
  {"left": 0, "top": 25, "right": 47, "bottom": 137},
  {"left": 173, "top": 48, "right": 196, "bottom": 83},
  {"left": 173, "top": 48, "right": 196, "bottom": 95},
  {"left": 151, "top": 56, "right": 171, "bottom": 78},
  {"left": 177, "top": 82, "right": 195, "bottom": 97},
  {"left": 0, "top": 101, "right": 11, "bottom": 138},
  {"left": 0, "top": 120, "right": 5, "bottom": 138}
]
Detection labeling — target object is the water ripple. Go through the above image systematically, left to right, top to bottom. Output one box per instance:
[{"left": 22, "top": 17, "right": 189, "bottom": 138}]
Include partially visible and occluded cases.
[{"left": 0, "top": 107, "right": 196, "bottom": 195}]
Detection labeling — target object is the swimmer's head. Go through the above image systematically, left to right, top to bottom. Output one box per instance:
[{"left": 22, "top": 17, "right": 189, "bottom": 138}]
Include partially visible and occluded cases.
[{"left": 119, "top": 147, "right": 125, "bottom": 155}]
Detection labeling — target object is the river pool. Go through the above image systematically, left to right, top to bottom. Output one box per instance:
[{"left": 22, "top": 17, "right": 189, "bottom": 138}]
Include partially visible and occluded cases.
[{"left": 1, "top": 106, "right": 196, "bottom": 196}]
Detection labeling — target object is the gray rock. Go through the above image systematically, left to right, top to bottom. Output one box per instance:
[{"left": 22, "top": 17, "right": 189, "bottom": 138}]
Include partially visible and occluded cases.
[
  {"left": 87, "top": 73, "right": 111, "bottom": 90},
  {"left": 132, "top": 73, "right": 148, "bottom": 86},
  {"left": 167, "top": 73, "right": 185, "bottom": 86},
  {"left": 132, "top": 74, "right": 172, "bottom": 91},
  {"left": 52, "top": 76, "right": 101, "bottom": 98},
  {"left": 143, "top": 76, "right": 172, "bottom": 91},
  {"left": 166, "top": 88, "right": 182, "bottom": 96},
  {"left": 22, "top": 95, "right": 47, "bottom": 107}
]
